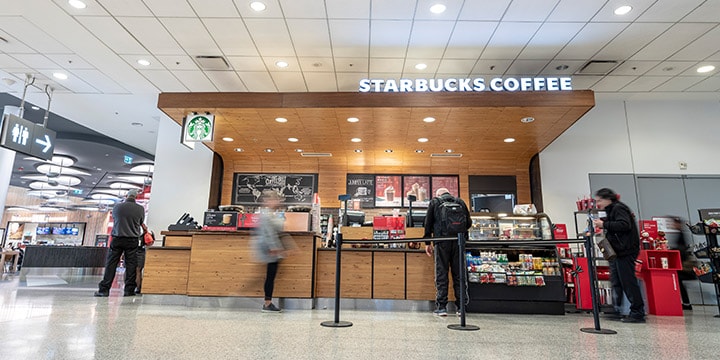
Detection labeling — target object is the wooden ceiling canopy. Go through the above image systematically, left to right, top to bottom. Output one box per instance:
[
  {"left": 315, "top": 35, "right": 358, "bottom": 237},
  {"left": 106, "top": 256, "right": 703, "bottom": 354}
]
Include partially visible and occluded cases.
[{"left": 157, "top": 91, "right": 595, "bottom": 173}]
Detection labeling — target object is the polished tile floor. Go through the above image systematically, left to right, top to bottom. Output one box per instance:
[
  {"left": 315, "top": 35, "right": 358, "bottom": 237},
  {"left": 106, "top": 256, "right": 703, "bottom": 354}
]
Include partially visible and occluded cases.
[{"left": 1, "top": 273, "right": 719, "bottom": 360}]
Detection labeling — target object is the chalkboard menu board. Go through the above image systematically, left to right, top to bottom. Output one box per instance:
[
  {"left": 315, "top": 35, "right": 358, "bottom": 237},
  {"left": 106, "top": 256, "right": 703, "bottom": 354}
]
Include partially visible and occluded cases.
[
  {"left": 232, "top": 173, "right": 318, "bottom": 206},
  {"left": 346, "top": 174, "right": 375, "bottom": 209}
]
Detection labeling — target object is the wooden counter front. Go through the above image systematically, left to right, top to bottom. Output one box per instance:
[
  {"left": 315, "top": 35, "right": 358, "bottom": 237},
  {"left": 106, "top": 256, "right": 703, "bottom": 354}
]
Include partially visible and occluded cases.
[
  {"left": 143, "top": 248, "right": 191, "bottom": 295},
  {"left": 315, "top": 250, "right": 372, "bottom": 298}
]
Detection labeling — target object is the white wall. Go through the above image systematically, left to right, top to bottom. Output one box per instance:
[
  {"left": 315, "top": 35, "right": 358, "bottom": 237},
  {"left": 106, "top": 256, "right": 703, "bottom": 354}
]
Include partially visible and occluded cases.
[
  {"left": 540, "top": 99, "right": 720, "bottom": 230},
  {"left": 146, "top": 116, "right": 213, "bottom": 234}
]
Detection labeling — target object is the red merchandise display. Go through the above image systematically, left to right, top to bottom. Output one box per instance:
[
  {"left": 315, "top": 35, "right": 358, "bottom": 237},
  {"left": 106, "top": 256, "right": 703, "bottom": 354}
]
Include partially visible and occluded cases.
[
  {"left": 553, "top": 224, "right": 568, "bottom": 240},
  {"left": 638, "top": 249, "right": 683, "bottom": 316}
]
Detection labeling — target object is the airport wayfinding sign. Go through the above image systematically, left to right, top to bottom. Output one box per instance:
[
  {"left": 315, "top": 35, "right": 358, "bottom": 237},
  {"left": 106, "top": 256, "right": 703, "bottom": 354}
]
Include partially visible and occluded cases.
[{"left": 0, "top": 114, "right": 56, "bottom": 160}]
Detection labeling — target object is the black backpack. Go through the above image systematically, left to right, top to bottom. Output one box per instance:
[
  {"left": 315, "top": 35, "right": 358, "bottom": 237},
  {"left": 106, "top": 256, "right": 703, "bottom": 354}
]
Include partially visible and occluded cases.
[{"left": 438, "top": 197, "right": 467, "bottom": 236}]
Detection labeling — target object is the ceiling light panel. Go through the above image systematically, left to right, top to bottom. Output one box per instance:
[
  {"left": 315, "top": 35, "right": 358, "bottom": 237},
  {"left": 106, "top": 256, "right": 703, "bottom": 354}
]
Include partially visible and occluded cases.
[
  {"left": 36, "top": 164, "right": 91, "bottom": 177},
  {"left": 130, "top": 164, "right": 155, "bottom": 173},
  {"left": 117, "top": 175, "right": 152, "bottom": 184},
  {"left": 109, "top": 182, "right": 142, "bottom": 189}
]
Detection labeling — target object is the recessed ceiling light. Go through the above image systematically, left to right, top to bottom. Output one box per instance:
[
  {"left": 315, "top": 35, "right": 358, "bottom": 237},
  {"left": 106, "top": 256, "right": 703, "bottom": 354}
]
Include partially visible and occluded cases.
[
  {"left": 68, "top": 0, "right": 87, "bottom": 9},
  {"left": 250, "top": 1, "right": 266, "bottom": 12},
  {"left": 430, "top": 4, "right": 447, "bottom": 14},
  {"left": 614, "top": 5, "right": 632, "bottom": 15},
  {"left": 137, "top": 59, "right": 151, "bottom": 66},
  {"left": 276, "top": 60, "right": 289, "bottom": 68},
  {"left": 415, "top": 63, "right": 428, "bottom": 70},
  {"left": 697, "top": 65, "right": 716, "bottom": 73},
  {"left": 53, "top": 72, "right": 68, "bottom": 80},
  {"left": 31, "top": 106, "right": 40, "bottom": 110},
  {"left": 275, "top": 117, "right": 287, "bottom": 123},
  {"left": 347, "top": 117, "right": 359, "bottom": 123},
  {"left": 423, "top": 117, "right": 436, "bottom": 123},
  {"left": 520, "top": 117, "right": 535, "bottom": 123},
  {"left": 131, "top": 122, "right": 143, "bottom": 127},
  {"left": 222, "top": 137, "right": 234, "bottom": 142},
  {"left": 288, "top": 137, "right": 299, "bottom": 142},
  {"left": 351, "top": 138, "right": 362, "bottom": 143},
  {"left": 418, "top": 138, "right": 429, "bottom": 143},
  {"left": 504, "top": 138, "right": 516, "bottom": 143},
  {"left": 234, "top": 148, "right": 244, "bottom": 152},
  {"left": 264, "top": 148, "right": 274, "bottom": 153},
  {"left": 295, "top": 149, "right": 303, "bottom": 152},
  {"left": 354, "top": 149, "right": 363, "bottom": 153},
  {"left": 385, "top": 149, "right": 393, "bottom": 153},
  {"left": 415, "top": 149, "right": 424, "bottom": 153},
  {"left": 445, "top": 149, "right": 453, "bottom": 153}
]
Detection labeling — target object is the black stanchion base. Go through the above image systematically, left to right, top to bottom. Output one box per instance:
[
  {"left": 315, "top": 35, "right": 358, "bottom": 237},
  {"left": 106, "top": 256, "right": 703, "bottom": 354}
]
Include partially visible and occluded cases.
[
  {"left": 714, "top": 314, "right": 720, "bottom": 318},
  {"left": 321, "top": 321, "right": 353, "bottom": 328},
  {"left": 448, "top": 324, "right": 480, "bottom": 331},
  {"left": 580, "top": 328, "right": 617, "bottom": 335}
]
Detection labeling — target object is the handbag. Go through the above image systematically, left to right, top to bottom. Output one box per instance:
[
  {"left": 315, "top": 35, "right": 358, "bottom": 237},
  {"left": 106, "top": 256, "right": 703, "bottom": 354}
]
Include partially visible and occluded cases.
[
  {"left": 141, "top": 224, "right": 154, "bottom": 246},
  {"left": 597, "top": 238, "right": 617, "bottom": 261}
]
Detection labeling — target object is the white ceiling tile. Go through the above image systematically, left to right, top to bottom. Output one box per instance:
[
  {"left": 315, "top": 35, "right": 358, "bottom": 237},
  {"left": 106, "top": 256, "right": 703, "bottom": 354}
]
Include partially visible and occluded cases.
[
  {"left": 51, "top": 0, "right": 109, "bottom": 15},
  {"left": 97, "top": 0, "right": 152, "bottom": 16},
  {"left": 143, "top": 0, "right": 196, "bottom": 17},
  {"left": 188, "top": 0, "right": 239, "bottom": 17},
  {"left": 236, "top": 0, "right": 283, "bottom": 18},
  {"left": 279, "top": 0, "right": 326, "bottom": 18},
  {"left": 326, "top": 0, "right": 370, "bottom": 19},
  {"left": 371, "top": 0, "right": 416, "bottom": 19},
  {"left": 415, "top": 0, "right": 464, "bottom": 20},
  {"left": 459, "top": 0, "right": 511, "bottom": 21},
  {"left": 503, "top": 0, "right": 560, "bottom": 21},
  {"left": 547, "top": 0, "right": 605, "bottom": 21},
  {"left": 591, "top": 0, "right": 656, "bottom": 22},
  {"left": 637, "top": 0, "right": 704, "bottom": 22},
  {"left": 681, "top": 0, "right": 720, "bottom": 22},
  {"left": 1, "top": 17, "right": 71, "bottom": 54},
  {"left": 76, "top": 17, "right": 146, "bottom": 55},
  {"left": 116, "top": 17, "right": 185, "bottom": 55},
  {"left": 160, "top": 18, "right": 221, "bottom": 56},
  {"left": 203, "top": 19, "right": 259, "bottom": 57},
  {"left": 244, "top": 19, "right": 295, "bottom": 57},
  {"left": 287, "top": 20, "right": 332, "bottom": 57},
  {"left": 330, "top": 20, "right": 370, "bottom": 58},
  {"left": 370, "top": 20, "right": 411, "bottom": 58},
  {"left": 406, "top": 21, "right": 455, "bottom": 59},
  {"left": 443, "top": 22, "right": 496, "bottom": 59},
  {"left": 481, "top": 22, "right": 542, "bottom": 60},
  {"left": 517, "top": 22, "right": 584, "bottom": 60},
  {"left": 555, "top": 23, "right": 628, "bottom": 60},
  {"left": 595, "top": 23, "right": 672, "bottom": 61},
  {"left": 630, "top": 23, "right": 715, "bottom": 61},
  {"left": 670, "top": 26, "right": 720, "bottom": 61},
  {"left": 0, "top": 29, "right": 35, "bottom": 53},
  {"left": 708, "top": 51, "right": 720, "bottom": 61},
  {"left": 0, "top": 54, "right": 28, "bottom": 68},
  {"left": 11, "top": 54, "right": 59, "bottom": 69},
  {"left": 45, "top": 54, "right": 95, "bottom": 70},
  {"left": 119, "top": 54, "right": 164, "bottom": 70},
  {"left": 156, "top": 55, "right": 200, "bottom": 70},
  {"left": 227, "top": 57, "right": 267, "bottom": 72},
  {"left": 262, "top": 57, "right": 301, "bottom": 71},
  {"left": 298, "top": 57, "right": 335, "bottom": 72},
  {"left": 334, "top": 58, "right": 369, "bottom": 73},
  {"left": 369, "top": 58, "right": 404, "bottom": 73},
  {"left": 402, "top": 59, "right": 440, "bottom": 75},
  {"left": 436, "top": 59, "right": 476, "bottom": 75},
  {"left": 471, "top": 60, "right": 513, "bottom": 75},
  {"left": 505, "top": 60, "right": 549, "bottom": 76},
  {"left": 540, "top": 60, "right": 586, "bottom": 75},
  {"left": 610, "top": 61, "right": 660, "bottom": 76},
  {"left": 645, "top": 61, "right": 696, "bottom": 76},
  {"left": 679, "top": 62, "right": 720, "bottom": 77},
  {"left": 36, "top": 69, "right": 99, "bottom": 93},
  {"left": 71, "top": 69, "right": 129, "bottom": 94},
  {"left": 139, "top": 70, "right": 187, "bottom": 92},
  {"left": 205, "top": 70, "right": 247, "bottom": 91},
  {"left": 173, "top": 71, "right": 217, "bottom": 92},
  {"left": 237, "top": 71, "right": 276, "bottom": 92},
  {"left": 368, "top": 71, "right": 402, "bottom": 79},
  {"left": 9, "top": 72, "right": 69, "bottom": 93},
  {"left": 270, "top": 72, "right": 307, "bottom": 92},
  {"left": 304, "top": 72, "right": 338, "bottom": 91},
  {"left": 337, "top": 72, "right": 367, "bottom": 91},
  {"left": 569, "top": 75, "right": 602, "bottom": 90},
  {"left": 591, "top": 76, "right": 637, "bottom": 92},
  {"left": 619, "top": 76, "right": 672, "bottom": 92},
  {"left": 686, "top": 76, "right": 720, "bottom": 92},
  {"left": 652, "top": 77, "right": 704, "bottom": 92}
]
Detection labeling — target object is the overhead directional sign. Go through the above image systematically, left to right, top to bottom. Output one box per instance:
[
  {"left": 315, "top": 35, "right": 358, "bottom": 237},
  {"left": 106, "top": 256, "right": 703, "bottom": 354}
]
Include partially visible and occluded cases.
[{"left": 0, "top": 114, "right": 57, "bottom": 160}]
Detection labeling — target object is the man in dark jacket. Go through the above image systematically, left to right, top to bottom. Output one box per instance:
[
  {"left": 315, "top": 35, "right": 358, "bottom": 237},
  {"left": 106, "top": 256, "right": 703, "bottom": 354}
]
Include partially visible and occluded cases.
[
  {"left": 424, "top": 187, "right": 471, "bottom": 316},
  {"left": 593, "top": 188, "right": 645, "bottom": 323},
  {"left": 95, "top": 189, "right": 144, "bottom": 297}
]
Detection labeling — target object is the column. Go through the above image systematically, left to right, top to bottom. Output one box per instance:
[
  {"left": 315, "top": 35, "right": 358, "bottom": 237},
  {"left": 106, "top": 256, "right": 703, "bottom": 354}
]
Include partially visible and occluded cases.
[{"left": 0, "top": 106, "right": 21, "bottom": 218}]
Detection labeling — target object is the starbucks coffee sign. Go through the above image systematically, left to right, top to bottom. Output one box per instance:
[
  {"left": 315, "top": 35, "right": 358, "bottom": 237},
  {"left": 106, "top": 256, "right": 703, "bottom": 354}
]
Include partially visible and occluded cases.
[
  {"left": 358, "top": 77, "right": 572, "bottom": 93},
  {"left": 183, "top": 113, "right": 215, "bottom": 142}
]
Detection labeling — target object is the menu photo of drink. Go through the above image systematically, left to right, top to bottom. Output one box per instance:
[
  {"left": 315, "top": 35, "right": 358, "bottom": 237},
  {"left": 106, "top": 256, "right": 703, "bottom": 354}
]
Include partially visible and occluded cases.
[
  {"left": 346, "top": 174, "right": 375, "bottom": 209},
  {"left": 375, "top": 175, "right": 402, "bottom": 207},
  {"left": 402, "top": 175, "right": 430, "bottom": 207},
  {"left": 431, "top": 175, "right": 460, "bottom": 198}
]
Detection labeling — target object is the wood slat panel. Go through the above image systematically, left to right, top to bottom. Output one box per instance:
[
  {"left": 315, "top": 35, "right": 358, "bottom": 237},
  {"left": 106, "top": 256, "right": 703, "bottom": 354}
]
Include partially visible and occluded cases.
[
  {"left": 164, "top": 235, "right": 192, "bottom": 248},
  {"left": 272, "top": 235, "right": 314, "bottom": 298},
  {"left": 143, "top": 249, "right": 191, "bottom": 295},
  {"left": 315, "top": 251, "right": 372, "bottom": 298},
  {"left": 373, "top": 252, "right": 405, "bottom": 300},
  {"left": 405, "top": 252, "right": 436, "bottom": 300}
]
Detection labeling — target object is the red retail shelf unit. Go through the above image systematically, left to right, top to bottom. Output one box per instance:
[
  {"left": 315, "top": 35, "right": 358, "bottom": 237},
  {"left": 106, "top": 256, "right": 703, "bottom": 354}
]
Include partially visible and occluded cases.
[{"left": 638, "top": 250, "right": 683, "bottom": 316}]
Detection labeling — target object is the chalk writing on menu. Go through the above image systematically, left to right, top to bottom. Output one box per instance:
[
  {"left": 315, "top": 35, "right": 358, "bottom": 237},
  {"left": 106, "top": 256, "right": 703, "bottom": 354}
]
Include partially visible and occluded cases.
[
  {"left": 232, "top": 173, "right": 318, "bottom": 205},
  {"left": 346, "top": 174, "right": 375, "bottom": 209}
]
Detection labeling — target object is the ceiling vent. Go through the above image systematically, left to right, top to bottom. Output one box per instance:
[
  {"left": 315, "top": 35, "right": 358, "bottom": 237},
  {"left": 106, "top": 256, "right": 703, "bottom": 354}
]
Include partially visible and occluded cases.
[
  {"left": 194, "top": 56, "right": 230, "bottom": 70},
  {"left": 577, "top": 60, "right": 620, "bottom": 75},
  {"left": 300, "top": 152, "right": 333, "bottom": 157},
  {"left": 430, "top": 153, "right": 463, "bottom": 158}
]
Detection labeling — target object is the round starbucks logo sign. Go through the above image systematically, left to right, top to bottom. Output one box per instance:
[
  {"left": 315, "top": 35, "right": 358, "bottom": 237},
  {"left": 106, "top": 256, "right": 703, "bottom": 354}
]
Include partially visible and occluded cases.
[{"left": 186, "top": 116, "right": 212, "bottom": 140}]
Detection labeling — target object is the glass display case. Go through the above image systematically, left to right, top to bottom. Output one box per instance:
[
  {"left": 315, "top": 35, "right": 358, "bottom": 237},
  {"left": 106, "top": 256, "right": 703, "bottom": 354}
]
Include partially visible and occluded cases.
[{"left": 468, "top": 213, "right": 554, "bottom": 241}]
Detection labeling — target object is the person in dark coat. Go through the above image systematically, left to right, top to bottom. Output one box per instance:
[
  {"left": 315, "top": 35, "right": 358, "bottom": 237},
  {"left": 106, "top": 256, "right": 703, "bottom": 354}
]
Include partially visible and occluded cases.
[
  {"left": 593, "top": 188, "right": 645, "bottom": 323},
  {"left": 669, "top": 217, "right": 695, "bottom": 310}
]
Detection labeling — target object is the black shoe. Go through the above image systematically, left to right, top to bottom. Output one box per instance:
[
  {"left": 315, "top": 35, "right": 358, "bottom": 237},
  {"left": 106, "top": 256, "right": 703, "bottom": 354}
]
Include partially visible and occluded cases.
[
  {"left": 135, "top": 288, "right": 142, "bottom": 295},
  {"left": 94, "top": 291, "right": 109, "bottom": 297},
  {"left": 123, "top": 292, "right": 136, "bottom": 297},
  {"left": 682, "top": 304, "right": 693, "bottom": 310},
  {"left": 602, "top": 312, "right": 623, "bottom": 320},
  {"left": 621, "top": 316, "right": 646, "bottom": 323}
]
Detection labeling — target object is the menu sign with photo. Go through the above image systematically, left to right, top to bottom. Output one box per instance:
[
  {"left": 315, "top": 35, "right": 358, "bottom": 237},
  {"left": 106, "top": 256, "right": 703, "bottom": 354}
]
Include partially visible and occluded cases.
[
  {"left": 232, "top": 173, "right": 318, "bottom": 205},
  {"left": 346, "top": 174, "right": 375, "bottom": 209},
  {"left": 375, "top": 175, "right": 402, "bottom": 207},
  {"left": 402, "top": 175, "right": 431, "bottom": 207},
  {"left": 431, "top": 175, "right": 460, "bottom": 198}
]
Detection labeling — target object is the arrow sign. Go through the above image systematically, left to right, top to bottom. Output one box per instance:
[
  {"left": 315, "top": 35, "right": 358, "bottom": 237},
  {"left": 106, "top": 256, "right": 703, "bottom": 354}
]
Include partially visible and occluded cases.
[{"left": 35, "top": 134, "right": 52, "bottom": 153}]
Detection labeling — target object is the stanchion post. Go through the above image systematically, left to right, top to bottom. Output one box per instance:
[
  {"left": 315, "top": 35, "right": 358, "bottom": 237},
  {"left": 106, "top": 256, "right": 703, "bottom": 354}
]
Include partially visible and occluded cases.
[
  {"left": 321, "top": 195, "right": 352, "bottom": 328},
  {"left": 580, "top": 216, "right": 616, "bottom": 335},
  {"left": 448, "top": 233, "right": 480, "bottom": 331}
]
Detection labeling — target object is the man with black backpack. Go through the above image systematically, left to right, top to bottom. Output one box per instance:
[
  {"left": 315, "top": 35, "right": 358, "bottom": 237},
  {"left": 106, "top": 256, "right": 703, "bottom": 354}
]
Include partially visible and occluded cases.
[{"left": 424, "top": 187, "right": 471, "bottom": 316}]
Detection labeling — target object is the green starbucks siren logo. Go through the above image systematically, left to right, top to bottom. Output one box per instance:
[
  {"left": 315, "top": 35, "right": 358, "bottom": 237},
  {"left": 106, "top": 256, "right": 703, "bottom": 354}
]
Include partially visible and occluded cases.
[{"left": 186, "top": 116, "right": 212, "bottom": 140}]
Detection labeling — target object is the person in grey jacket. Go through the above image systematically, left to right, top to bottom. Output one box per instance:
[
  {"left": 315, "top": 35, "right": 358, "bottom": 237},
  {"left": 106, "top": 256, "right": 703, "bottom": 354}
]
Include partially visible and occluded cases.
[{"left": 252, "top": 191, "right": 288, "bottom": 313}]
